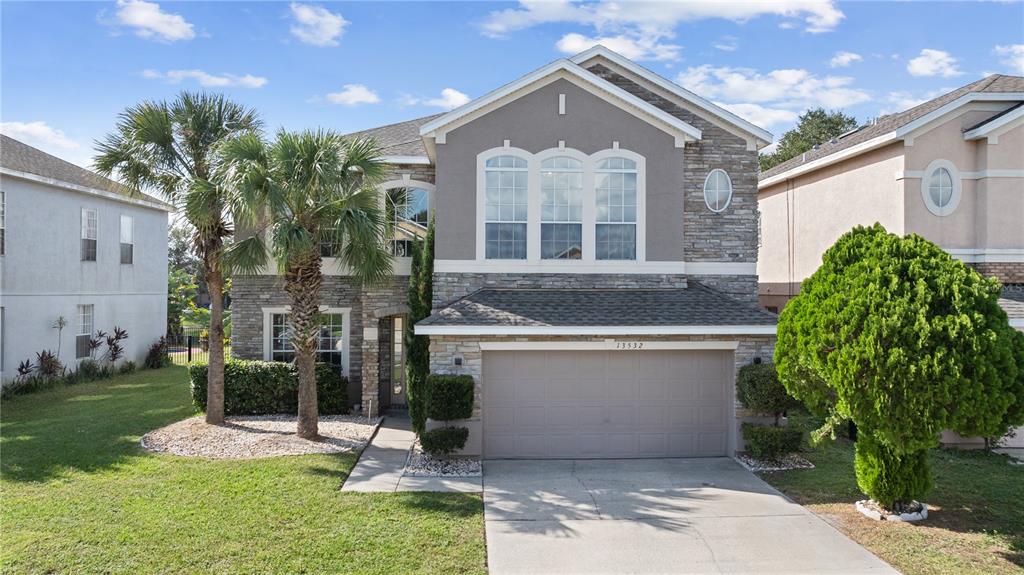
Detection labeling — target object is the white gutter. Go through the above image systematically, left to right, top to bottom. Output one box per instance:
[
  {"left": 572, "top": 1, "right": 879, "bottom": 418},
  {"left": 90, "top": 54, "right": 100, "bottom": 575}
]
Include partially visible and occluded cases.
[
  {"left": 758, "top": 132, "right": 897, "bottom": 189},
  {"left": 382, "top": 155, "right": 432, "bottom": 165},
  {"left": 1, "top": 167, "right": 172, "bottom": 211},
  {"left": 415, "top": 325, "right": 777, "bottom": 336}
]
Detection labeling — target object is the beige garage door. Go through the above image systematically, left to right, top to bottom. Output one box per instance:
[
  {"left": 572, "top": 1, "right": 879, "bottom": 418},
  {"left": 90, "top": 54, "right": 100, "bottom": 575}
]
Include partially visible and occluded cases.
[{"left": 482, "top": 349, "right": 732, "bottom": 459}]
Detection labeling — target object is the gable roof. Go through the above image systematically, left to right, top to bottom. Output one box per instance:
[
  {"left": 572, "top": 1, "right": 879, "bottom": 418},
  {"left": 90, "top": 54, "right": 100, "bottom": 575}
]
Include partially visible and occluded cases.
[
  {"left": 570, "top": 45, "right": 773, "bottom": 145},
  {"left": 418, "top": 57, "right": 702, "bottom": 155},
  {"left": 760, "top": 74, "right": 1024, "bottom": 185},
  {"left": 345, "top": 113, "right": 443, "bottom": 160},
  {"left": 0, "top": 134, "right": 171, "bottom": 210}
]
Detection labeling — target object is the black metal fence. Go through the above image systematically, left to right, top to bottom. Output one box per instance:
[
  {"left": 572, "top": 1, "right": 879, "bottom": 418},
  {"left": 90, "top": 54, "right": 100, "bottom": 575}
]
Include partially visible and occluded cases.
[{"left": 167, "top": 326, "right": 210, "bottom": 364}]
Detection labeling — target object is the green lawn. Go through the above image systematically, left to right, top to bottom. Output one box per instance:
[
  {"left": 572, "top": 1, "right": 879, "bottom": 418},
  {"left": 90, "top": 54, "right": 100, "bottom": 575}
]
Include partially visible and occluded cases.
[
  {"left": 1, "top": 366, "right": 486, "bottom": 574},
  {"left": 761, "top": 438, "right": 1024, "bottom": 575}
]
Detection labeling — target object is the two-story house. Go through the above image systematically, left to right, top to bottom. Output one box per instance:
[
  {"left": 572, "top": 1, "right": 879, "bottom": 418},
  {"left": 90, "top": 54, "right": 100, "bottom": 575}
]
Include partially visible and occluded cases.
[
  {"left": 231, "top": 46, "right": 776, "bottom": 459},
  {"left": 757, "top": 74, "right": 1024, "bottom": 447},
  {"left": 0, "top": 135, "right": 171, "bottom": 382}
]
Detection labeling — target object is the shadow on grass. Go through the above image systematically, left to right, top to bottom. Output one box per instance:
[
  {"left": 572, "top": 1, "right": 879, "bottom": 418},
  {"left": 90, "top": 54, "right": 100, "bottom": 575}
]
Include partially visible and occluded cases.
[
  {"left": 1, "top": 366, "right": 194, "bottom": 483},
  {"left": 397, "top": 491, "right": 484, "bottom": 518}
]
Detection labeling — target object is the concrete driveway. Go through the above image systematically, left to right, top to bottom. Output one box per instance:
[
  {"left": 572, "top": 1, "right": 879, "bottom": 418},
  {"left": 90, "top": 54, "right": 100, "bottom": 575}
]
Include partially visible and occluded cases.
[{"left": 483, "top": 458, "right": 897, "bottom": 574}]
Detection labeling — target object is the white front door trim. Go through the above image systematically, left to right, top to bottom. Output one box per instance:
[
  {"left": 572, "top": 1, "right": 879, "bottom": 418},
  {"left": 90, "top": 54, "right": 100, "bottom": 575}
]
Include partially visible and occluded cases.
[{"left": 479, "top": 340, "right": 741, "bottom": 351}]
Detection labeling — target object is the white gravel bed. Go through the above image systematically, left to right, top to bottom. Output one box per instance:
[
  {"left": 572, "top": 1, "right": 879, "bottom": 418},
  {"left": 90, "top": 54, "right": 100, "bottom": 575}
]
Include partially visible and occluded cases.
[
  {"left": 141, "top": 414, "right": 381, "bottom": 459},
  {"left": 403, "top": 440, "right": 482, "bottom": 477},
  {"left": 735, "top": 452, "right": 815, "bottom": 473},
  {"left": 856, "top": 499, "right": 928, "bottom": 522}
]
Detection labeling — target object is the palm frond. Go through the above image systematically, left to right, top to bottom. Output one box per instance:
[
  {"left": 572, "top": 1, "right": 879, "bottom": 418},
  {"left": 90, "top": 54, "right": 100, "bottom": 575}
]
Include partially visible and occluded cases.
[{"left": 223, "top": 235, "right": 268, "bottom": 275}]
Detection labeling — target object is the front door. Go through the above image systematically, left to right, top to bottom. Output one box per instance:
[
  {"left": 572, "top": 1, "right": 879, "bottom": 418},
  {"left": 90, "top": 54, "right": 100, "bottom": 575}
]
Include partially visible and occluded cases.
[{"left": 390, "top": 316, "right": 408, "bottom": 406}]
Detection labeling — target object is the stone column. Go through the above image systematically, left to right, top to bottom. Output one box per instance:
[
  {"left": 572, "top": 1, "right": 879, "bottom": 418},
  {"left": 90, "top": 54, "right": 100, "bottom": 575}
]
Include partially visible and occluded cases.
[{"left": 360, "top": 313, "right": 381, "bottom": 417}]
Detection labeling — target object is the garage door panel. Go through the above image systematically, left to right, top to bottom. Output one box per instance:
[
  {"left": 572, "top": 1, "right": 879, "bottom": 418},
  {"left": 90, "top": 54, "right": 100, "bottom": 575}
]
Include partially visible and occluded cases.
[{"left": 483, "top": 350, "right": 730, "bottom": 459}]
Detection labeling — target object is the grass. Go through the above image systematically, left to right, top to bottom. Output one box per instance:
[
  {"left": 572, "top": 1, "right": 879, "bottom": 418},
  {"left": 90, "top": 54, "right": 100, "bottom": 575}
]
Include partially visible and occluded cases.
[
  {"left": 1, "top": 366, "right": 486, "bottom": 574},
  {"left": 761, "top": 437, "right": 1024, "bottom": 575}
]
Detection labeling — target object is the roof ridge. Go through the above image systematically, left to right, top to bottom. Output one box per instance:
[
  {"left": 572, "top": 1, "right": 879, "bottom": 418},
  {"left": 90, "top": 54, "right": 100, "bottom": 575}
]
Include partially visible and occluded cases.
[{"left": 347, "top": 113, "right": 444, "bottom": 136}]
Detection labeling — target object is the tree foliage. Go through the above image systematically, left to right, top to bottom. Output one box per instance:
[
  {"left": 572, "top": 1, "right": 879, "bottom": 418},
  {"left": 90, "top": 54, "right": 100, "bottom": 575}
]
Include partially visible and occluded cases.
[
  {"left": 759, "top": 108, "right": 858, "bottom": 172},
  {"left": 406, "top": 217, "right": 435, "bottom": 435},
  {"left": 775, "top": 224, "right": 1024, "bottom": 506},
  {"left": 736, "top": 361, "right": 799, "bottom": 426}
]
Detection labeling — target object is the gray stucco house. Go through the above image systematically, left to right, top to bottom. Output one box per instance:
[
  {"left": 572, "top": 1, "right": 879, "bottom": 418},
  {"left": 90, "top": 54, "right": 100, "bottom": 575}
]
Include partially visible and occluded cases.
[
  {"left": 231, "top": 46, "right": 777, "bottom": 458},
  {"left": 0, "top": 135, "right": 171, "bottom": 382}
]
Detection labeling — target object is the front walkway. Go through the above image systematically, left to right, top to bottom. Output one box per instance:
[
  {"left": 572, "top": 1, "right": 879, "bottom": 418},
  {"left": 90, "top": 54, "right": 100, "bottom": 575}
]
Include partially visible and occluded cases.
[
  {"left": 341, "top": 416, "right": 481, "bottom": 493},
  {"left": 484, "top": 458, "right": 897, "bottom": 574}
]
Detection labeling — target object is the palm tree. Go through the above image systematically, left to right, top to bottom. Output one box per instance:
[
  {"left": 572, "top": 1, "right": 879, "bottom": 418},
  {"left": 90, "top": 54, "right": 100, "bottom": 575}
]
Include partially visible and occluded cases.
[
  {"left": 94, "top": 92, "right": 261, "bottom": 426},
  {"left": 223, "top": 130, "right": 392, "bottom": 439}
]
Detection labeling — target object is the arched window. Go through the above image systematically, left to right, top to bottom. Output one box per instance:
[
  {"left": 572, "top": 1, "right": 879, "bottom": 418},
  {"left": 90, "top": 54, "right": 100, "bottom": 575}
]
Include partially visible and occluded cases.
[
  {"left": 484, "top": 155, "right": 528, "bottom": 259},
  {"left": 540, "top": 156, "right": 583, "bottom": 259},
  {"left": 595, "top": 157, "right": 637, "bottom": 260},
  {"left": 703, "top": 169, "right": 733, "bottom": 213},
  {"left": 386, "top": 186, "right": 430, "bottom": 256}
]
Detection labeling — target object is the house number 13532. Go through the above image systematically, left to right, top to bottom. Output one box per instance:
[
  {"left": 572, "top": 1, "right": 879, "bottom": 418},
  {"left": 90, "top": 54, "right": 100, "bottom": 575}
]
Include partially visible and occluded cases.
[{"left": 615, "top": 342, "right": 644, "bottom": 350}]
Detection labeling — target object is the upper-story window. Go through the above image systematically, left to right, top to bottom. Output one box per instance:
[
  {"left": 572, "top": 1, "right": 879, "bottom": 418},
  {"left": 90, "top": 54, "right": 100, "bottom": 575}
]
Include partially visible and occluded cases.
[
  {"left": 484, "top": 155, "right": 528, "bottom": 259},
  {"left": 540, "top": 157, "right": 583, "bottom": 260},
  {"left": 595, "top": 157, "right": 637, "bottom": 260},
  {"left": 920, "top": 160, "right": 961, "bottom": 217},
  {"left": 703, "top": 169, "right": 733, "bottom": 213},
  {"left": 386, "top": 186, "right": 429, "bottom": 257},
  {"left": 81, "top": 208, "right": 97, "bottom": 261},
  {"left": 119, "top": 215, "right": 134, "bottom": 264}
]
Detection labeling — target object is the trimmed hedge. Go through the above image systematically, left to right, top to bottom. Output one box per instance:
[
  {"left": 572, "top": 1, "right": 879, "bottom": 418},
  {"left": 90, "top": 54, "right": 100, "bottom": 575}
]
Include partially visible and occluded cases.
[
  {"left": 189, "top": 359, "right": 348, "bottom": 415},
  {"left": 737, "top": 361, "right": 800, "bottom": 424},
  {"left": 425, "top": 374, "right": 474, "bottom": 421},
  {"left": 741, "top": 423, "right": 803, "bottom": 459},
  {"left": 420, "top": 426, "right": 470, "bottom": 455},
  {"left": 854, "top": 434, "right": 932, "bottom": 509}
]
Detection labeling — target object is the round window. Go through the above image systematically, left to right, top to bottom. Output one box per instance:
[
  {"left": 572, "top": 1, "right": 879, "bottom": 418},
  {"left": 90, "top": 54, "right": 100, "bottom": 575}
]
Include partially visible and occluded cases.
[
  {"left": 920, "top": 161, "right": 961, "bottom": 217},
  {"left": 928, "top": 167, "right": 953, "bottom": 208},
  {"left": 703, "top": 169, "right": 733, "bottom": 212}
]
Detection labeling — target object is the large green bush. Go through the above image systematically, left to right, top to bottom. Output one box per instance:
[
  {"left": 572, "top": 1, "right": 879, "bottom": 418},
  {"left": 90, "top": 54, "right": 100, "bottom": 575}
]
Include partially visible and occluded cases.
[
  {"left": 775, "top": 224, "right": 1024, "bottom": 508},
  {"left": 190, "top": 359, "right": 348, "bottom": 415},
  {"left": 737, "top": 361, "right": 800, "bottom": 425},
  {"left": 425, "top": 374, "right": 474, "bottom": 421},
  {"left": 741, "top": 423, "right": 803, "bottom": 459},
  {"left": 420, "top": 426, "right": 470, "bottom": 456},
  {"left": 854, "top": 435, "right": 932, "bottom": 510}
]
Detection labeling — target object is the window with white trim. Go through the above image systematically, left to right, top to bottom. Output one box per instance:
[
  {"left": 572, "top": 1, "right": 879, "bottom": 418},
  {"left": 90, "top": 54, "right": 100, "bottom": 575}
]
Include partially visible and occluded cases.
[
  {"left": 484, "top": 155, "right": 528, "bottom": 259},
  {"left": 540, "top": 156, "right": 583, "bottom": 259},
  {"left": 595, "top": 157, "right": 637, "bottom": 260},
  {"left": 920, "top": 160, "right": 962, "bottom": 217},
  {"left": 928, "top": 168, "right": 953, "bottom": 208},
  {"left": 703, "top": 169, "right": 733, "bottom": 213},
  {"left": 386, "top": 186, "right": 430, "bottom": 257},
  {"left": 81, "top": 208, "right": 97, "bottom": 261},
  {"left": 120, "top": 215, "right": 134, "bottom": 264},
  {"left": 76, "top": 304, "right": 93, "bottom": 359},
  {"left": 270, "top": 312, "right": 346, "bottom": 367}
]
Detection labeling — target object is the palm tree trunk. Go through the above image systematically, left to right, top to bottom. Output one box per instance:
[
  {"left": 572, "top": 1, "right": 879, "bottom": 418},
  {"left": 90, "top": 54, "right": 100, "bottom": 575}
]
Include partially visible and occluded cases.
[
  {"left": 286, "top": 254, "right": 323, "bottom": 440},
  {"left": 206, "top": 270, "right": 226, "bottom": 425}
]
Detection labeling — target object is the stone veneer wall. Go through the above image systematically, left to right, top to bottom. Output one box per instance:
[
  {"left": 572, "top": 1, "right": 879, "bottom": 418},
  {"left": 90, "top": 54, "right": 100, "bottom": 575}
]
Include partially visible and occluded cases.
[
  {"left": 586, "top": 63, "right": 760, "bottom": 266},
  {"left": 689, "top": 274, "right": 759, "bottom": 306},
  {"left": 428, "top": 334, "right": 776, "bottom": 454}
]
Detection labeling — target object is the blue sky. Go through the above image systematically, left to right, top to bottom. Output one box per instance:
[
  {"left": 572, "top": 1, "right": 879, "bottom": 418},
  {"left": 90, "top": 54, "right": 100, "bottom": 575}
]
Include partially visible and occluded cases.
[{"left": 2, "top": 1, "right": 1023, "bottom": 168}]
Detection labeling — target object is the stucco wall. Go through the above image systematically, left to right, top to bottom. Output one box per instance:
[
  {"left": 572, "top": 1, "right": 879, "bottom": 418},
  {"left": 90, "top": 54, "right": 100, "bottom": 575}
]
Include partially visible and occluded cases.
[{"left": 0, "top": 175, "right": 168, "bottom": 380}]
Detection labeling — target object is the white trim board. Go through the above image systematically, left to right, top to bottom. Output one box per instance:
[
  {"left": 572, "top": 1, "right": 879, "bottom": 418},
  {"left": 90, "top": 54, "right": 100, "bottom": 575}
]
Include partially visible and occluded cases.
[
  {"left": 569, "top": 45, "right": 773, "bottom": 146},
  {"left": 419, "top": 59, "right": 701, "bottom": 150},
  {"left": 964, "top": 104, "right": 1024, "bottom": 142},
  {"left": 759, "top": 132, "right": 898, "bottom": 189},
  {"left": 382, "top": 155, "right": 432, "bottom": 165},
  {"left": 1, "top": 168, "right": 172, "bottom": 212},
  {"left": 899, "top": 169, "right": 1024, "bottom": 180},
  {"left": 947, "top": 248, "right": 1024, "bottom": 263},
  {"left": 433, "top": 259, "right": 756, "bottom": 275},
  {"left": 416, "top": 325, "right": 777, "bottom": 336},
  {"left": 479, "top": 340, "right": 741, "bottom": 351}
]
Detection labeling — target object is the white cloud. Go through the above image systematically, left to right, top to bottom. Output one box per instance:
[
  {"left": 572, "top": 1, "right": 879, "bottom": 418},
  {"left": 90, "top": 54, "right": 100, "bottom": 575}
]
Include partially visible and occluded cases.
[
  {"left": 113, "top": 0, "right": 194, "bottom": 42},
  {"left": 481, "top": 0, "right": 843, "bottom": 61},
  {"left": 289, "top": 3, "right": 348, "bottom": 47},
  {"left": 555, "top": 32, "right": 680, "bottom": 62},
  {"left": 712, "top": 36, "right": 738, "bottom": 52},
  {"left": 994, "top": 44, "right": 1024, "bottom": 74},
  {"left": 907, "top": 49, "right": 962, "bottom": 77},
  {"left": 829, "top": 51, "right": 862, "bottom": 68},
  {"left": 677, "top": 65, "right": 870, "bottom": 109},
  {"left": 142, "top": 69, "right": 268, "bottom": 88},
  {"left": 325, "top": 84, "right": 380, "bottom": 106},
  {"left": 425, "top": 88, "right": 470, "bottom": 110},
  {"left": 881, "top": 88, "right": 949, "bottom": 114},
  {"left": 717, "top": 103, "right": 798, "bottom": 129},
  {"left": 0, "top": 121, "right": 80, "bottom": 150}
]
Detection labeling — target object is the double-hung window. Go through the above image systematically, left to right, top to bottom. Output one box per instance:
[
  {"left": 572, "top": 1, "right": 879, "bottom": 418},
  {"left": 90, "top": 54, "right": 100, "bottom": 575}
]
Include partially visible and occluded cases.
[
  {"left": 484, "top": 155, "right": 528, "bottom": 259},
  {"left": 540, "top": 157, "right": 583, "bottom": 259},
  {"left": 595, "top": 157, "right": 637, "bottom": 260},
  {"left": 81, "top": 208, "right": 97, "bottom": 261},
  {"left": 120, "top": 215, "right": 134, "bottom": 264},
  {"left": 76, "top": 304, "right": 93, "bottom": 359},
  {"left": 270, "top": 312, "right": 346, "bottom": 368}
]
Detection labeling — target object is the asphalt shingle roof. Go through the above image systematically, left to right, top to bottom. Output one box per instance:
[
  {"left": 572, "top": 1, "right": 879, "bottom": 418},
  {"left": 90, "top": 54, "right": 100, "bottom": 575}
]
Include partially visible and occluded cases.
[
  {"left": 760, "top": 74, "right": 1024, "bottom": 181},
  {"left": 344, "top": 113, "right": 443, "bottom": 157},
  {"left": 0, "top": 134, "right": 168, "bottom": 207},
  {"left": 419, "top": 284, "right": 778, "bottom": 328},
  {"left": 999, "top": 285, "right": 1024, "bottom": 325}
]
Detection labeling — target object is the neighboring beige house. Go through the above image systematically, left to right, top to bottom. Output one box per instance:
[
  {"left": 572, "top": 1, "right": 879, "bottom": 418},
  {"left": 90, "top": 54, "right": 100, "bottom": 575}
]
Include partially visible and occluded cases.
[{"left": 756, "top": 74, "right": 1024, "bottom": 447}]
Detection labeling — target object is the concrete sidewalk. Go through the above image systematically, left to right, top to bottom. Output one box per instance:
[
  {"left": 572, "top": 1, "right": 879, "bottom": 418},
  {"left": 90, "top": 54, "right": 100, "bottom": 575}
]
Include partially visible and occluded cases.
[{"left": 341, "top": 416, "right": 481, "bottom": 493}]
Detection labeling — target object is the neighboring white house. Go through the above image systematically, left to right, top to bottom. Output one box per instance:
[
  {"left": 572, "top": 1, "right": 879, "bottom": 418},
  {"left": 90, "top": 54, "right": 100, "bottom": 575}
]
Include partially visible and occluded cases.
[{"left": 0, "top": 135, "right": 171, "bottom": 382}]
